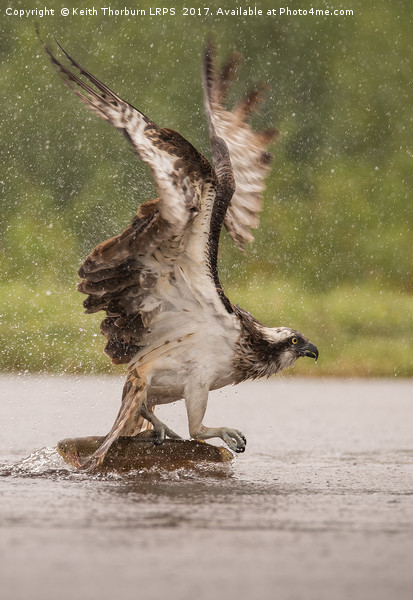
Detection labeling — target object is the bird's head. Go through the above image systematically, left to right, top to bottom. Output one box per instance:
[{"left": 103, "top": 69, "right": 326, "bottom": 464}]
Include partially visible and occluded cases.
[
  {"left": 233, "top": 307, "right": 319, "bottom": 382},
  {"left": 261, "top": 326, "right": 319, "bottom": 372}
]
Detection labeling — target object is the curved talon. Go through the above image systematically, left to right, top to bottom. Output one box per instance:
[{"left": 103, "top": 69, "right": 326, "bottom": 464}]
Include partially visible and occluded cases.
[
  {"left": 140, "top": 405, "right": 182, "bottom": 445},
  {"left": 144, "top": 426, "right": 181, "bottom": 446},
  {"left": 221, "top": 428, "right": 247, "bottom": 453},
  {"left": 153, "top": 430, "right": 166, "bottom": 445},
  {"left": 236, "top": 434, "right": 247, "bottom": 453}
]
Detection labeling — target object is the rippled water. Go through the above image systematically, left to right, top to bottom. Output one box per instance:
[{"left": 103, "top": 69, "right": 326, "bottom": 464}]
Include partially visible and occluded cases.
[{"left": 1, "top": 376, "right": 413, "bottom": 600}]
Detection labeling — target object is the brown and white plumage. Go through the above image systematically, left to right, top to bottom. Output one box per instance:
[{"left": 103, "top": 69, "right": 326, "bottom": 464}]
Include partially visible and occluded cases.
[
  {"left": 40, "top": 35, "right": 318, "bottom": 470},
  {"left": 203, "top": 41, "right": 279, "bottom": 250}
]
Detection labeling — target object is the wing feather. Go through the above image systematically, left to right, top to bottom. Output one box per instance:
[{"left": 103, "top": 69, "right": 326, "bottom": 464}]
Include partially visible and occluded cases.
[
  {"left": 39, "top": 34, "right": 216, "bottom": 234},
  {"left": 40, "top": 35, "right": 240, "bottom": 364},
  {"left": 202, "top": 41, "right": 279, "bottom": 251}
]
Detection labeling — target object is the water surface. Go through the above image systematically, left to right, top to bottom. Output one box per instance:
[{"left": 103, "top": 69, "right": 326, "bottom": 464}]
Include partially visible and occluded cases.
[{"left": 1, "top": 376, "right": 412, "bottom": 600}]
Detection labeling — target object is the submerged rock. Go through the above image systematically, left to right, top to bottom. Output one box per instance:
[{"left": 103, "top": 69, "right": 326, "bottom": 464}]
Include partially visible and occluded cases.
[{"left": 57, "top": 431, "right": 233, "bottom": 472}]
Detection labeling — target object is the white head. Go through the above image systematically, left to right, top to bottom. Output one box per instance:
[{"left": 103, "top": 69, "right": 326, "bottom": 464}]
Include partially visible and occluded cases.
[
  {"left": 233, "top": 307, "right": 319, "bottom": 383},
  {"left": 262, "top": 326, "right": 319, "bottom": 371}
]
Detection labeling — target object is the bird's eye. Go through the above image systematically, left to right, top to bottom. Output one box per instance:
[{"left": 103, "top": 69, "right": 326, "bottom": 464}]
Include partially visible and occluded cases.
[{"left": 291, "top": 337, "right": 298, "bottom": 345}]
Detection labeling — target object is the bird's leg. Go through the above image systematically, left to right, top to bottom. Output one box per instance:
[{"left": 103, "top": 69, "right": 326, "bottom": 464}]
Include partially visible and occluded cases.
[
  {"left": 185, "top": 381, "right": 247, "bottom": 453},
  {"left": 139, "top": 404, "right": 182, "bottom": 445}
]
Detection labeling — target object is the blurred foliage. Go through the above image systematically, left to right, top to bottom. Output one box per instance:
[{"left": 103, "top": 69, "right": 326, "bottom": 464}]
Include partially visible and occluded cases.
[
  {"left": 0, "top": 0, "right": 411, "bottom": 375},
  {"left": 1, "top": 279, "right": 412, "bottom": 376}
]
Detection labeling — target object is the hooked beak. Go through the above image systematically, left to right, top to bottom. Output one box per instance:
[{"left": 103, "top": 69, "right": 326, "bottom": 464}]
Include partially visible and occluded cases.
[{"left": 299, "top": 342, "right": 319, "bottom": 361}]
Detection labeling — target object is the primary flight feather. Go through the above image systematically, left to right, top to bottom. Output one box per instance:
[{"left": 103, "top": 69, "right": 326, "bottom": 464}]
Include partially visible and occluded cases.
[{"left": 40, "top": 35, "right": 318, "bottom": 470}]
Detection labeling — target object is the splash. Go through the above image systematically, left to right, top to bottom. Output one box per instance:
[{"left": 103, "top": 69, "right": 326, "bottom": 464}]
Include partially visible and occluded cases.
[
  {"left": 0, "top": 446, "right": 233, "bottom": 482},
  {"left": 0, "top": 447, "right": 71, "bottom": 478}
]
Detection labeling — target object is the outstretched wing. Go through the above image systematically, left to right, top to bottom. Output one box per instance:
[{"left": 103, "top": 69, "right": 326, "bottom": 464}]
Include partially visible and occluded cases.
[
  {"left": 40, "top": 36, "right": 216, "bottom": 235},
  {"left": 41, "top": 36, "right": 236, "bottom": 364},
  {"left": 203, "top": 41, "right": 278, "bottom": 251}
]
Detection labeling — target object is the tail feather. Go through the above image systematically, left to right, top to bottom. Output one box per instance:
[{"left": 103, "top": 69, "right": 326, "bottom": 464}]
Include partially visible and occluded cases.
[{"left": 76, "top": 369, "right": 148, "bottom": 470}]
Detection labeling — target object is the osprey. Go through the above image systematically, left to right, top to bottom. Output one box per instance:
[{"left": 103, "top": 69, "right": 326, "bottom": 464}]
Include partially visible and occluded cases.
[{"left": 41, "top": 37, "right": 318, "bottom": 470}]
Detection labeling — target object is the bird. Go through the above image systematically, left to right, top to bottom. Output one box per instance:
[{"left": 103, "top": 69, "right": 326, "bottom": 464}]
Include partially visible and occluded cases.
[{"left": 40, "top": 35, "right": 319, "bottom": 470}]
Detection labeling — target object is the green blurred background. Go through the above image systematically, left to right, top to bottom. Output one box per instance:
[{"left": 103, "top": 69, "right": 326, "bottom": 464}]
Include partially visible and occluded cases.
[{"left": 0, "top": 0, "right": 411, "bottom": 376}]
